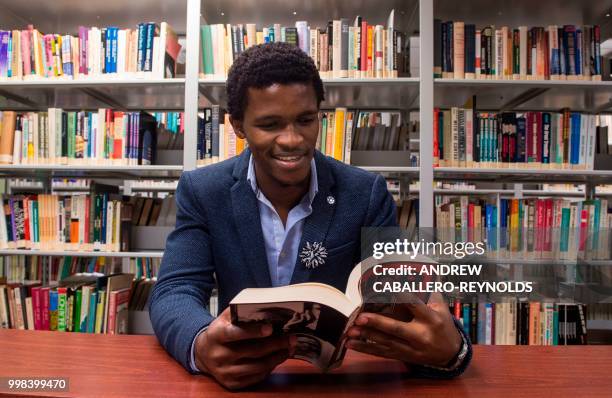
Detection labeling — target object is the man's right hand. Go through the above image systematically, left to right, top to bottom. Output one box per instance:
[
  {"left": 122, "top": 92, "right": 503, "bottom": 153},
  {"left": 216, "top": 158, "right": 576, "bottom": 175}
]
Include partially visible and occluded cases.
[{"left": 194, "top": 307, "right": 295, "bottom": 390}]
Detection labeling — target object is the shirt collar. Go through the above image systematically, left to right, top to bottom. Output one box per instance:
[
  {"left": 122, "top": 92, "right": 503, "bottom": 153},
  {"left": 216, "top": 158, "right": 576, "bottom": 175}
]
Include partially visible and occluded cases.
[{"left": 247, "top": 154, "right": 318, "bottom": 205}]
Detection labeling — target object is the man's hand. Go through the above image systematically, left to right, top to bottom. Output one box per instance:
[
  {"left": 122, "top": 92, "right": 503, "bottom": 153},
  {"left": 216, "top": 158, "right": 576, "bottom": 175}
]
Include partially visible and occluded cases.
[
  {"left": 346, "top": 294, "right": 462, "bottom": 368},
  {"left": 194, "top": 308, "right": 296, "bottom": 390}
]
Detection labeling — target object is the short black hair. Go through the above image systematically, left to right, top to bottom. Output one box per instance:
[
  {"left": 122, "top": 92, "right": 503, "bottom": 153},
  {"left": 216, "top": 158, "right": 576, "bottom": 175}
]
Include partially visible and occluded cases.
[{"left": 226, "top": 42, "right": 325, "bottom": 121}]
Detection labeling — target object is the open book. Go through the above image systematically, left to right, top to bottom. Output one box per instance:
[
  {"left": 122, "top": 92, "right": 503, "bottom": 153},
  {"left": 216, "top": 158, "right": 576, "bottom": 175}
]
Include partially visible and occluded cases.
[{"left": 230, "top": 255, "right": 433, "bottom": 371}]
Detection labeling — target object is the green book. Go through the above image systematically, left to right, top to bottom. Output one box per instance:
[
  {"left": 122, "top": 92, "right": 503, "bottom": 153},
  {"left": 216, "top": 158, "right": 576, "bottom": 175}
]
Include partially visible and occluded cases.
[
  {"left": 200, "top": 25, "right": 214, "bottom": 76},
  {"left": 68, "top": 112, "right": 76, "bottom": 159},
  {"left": 320, "top": 114, "right": 327, "bottom": 154},
  {"left": 32, "top": 200, "right": 39, "bottom": 244},
  {"left": 560, "top": 207, "right": 570, "bottom": 252},
  {"left": 57, "top": 288, "right": 67, "bottom": 332},
  {"left": 74, "top": 290, "right": 82, "bottom": 333},
  {"left": 87, "top": 291, "right": 98, "bottom": 333},
  {"left": 553, "top": 306, "right": 559, "bottom": 345}
]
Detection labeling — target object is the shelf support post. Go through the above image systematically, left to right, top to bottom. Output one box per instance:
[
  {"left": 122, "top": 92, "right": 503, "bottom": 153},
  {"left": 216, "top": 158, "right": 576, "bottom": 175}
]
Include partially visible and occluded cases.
[
  {"left": 183, "top": 0, "right": 201, "bottom": 171},
  {"left": 419, "top": 0, "right": 434, "bottom": 228}
]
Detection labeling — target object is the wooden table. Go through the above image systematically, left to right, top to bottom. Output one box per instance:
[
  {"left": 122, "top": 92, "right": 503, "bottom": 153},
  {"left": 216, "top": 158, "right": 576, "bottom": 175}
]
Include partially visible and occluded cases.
[{"left": 1, "top": 329, "right": 611, "bottom": 397}]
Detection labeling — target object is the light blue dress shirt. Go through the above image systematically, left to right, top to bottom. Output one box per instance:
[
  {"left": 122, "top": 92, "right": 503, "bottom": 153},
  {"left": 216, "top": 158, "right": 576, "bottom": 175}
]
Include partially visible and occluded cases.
[{"left": 190, "top": 155, "right": 318, "bottom": 371}]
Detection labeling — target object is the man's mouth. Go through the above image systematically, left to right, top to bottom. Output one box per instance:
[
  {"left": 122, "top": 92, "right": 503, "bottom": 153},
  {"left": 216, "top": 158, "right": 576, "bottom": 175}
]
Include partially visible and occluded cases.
[{"left": 274, "top": 154, "right": 303, "bottom": 162}]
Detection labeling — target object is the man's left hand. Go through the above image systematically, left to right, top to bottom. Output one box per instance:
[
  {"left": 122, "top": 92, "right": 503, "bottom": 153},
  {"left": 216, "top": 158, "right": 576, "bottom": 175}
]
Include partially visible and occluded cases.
[{"left": 346, "top": 296, "right": 462, "bottom": 368}]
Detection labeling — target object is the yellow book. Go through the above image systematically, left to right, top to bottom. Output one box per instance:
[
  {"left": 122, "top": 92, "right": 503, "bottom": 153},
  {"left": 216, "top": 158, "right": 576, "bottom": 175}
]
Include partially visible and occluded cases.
[
  {"left": 367, "top": 26, "right": 374, "bottom": 78},
  {"left": 33, "top": 29, "right": 45, "bottom": 77},
  {"left": 256, "top": 32, "right": 264, "bottom": 45},
  {"left": 56, "top": 35, "right": 64, "bottom": 76},
  {"left": 332, "top": 108, "right": 346, "bottom": 161},
  {"left": 325, "top": 112, "right": 335, "bottom": 157},
  {"left": 95, "top": 290, "right": 106, "bottom": 334}
]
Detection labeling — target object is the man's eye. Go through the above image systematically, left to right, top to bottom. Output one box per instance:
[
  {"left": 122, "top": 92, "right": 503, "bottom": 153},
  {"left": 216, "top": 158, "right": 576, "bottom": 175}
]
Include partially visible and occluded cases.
[
  {"left": 298, "top": 118, "right": 316, "bottom": 125},
  {"left": 258, "top": 123, "right": 278, "bottom": 130}
]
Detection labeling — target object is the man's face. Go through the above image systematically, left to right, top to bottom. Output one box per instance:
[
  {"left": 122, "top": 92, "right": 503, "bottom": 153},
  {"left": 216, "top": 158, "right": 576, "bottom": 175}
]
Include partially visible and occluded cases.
[{"left": 232, "top": 83, "right": 319, "bottom": 187}]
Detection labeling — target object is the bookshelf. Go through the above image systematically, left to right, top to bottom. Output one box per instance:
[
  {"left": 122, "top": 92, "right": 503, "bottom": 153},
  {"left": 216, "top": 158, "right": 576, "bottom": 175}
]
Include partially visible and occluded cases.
[
  {"left": 0, "top": 0, "right": 611, "bottom": 339},
  {"left": 0, "top": 249, "right": 164, "bottom": 258}
]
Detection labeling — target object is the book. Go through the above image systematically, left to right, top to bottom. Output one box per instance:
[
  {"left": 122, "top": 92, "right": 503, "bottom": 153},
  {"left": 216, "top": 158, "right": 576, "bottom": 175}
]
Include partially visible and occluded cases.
[
  {"left": 435, "top": 21, "right": 602, "bottom": 81},
  {"left": 0, "top": 22, "right": 182, "bottom": 80},
  {"left": 230, "top": 256, "right": 431, "bottom": 370}
]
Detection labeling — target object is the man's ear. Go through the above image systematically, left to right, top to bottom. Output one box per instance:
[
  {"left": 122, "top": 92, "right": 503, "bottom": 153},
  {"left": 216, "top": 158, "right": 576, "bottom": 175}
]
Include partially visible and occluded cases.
[{"left": 230, "top": 116, "right": 245, "bottom": 140}]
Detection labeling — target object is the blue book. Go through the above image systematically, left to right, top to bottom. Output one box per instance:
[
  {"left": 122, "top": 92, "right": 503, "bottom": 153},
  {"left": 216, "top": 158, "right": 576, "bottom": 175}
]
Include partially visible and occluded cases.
[
  {"left": 144, "top": 22, "right": 156, "bottom": 72},
  {"left": 137, "top": 23, "right": 146, "bottom": 72},
  {"left": 109, "top": 27, "right": 118, "bottom": 73},
  {"left": 104, "top": 28, "right": 112, "bottom": 73},
  {"left": 562, "top": 28, "right": 570, "bottom": 77},
  {"left": 575, "top": 28, "right": 582, "bottom": 76},
  {"left": 0, "top": 31, "right": 9, "bottom": 78},
  {"left": 6, "top": 31, "right": 13, "bottom": 78},
  {"left": 211, "top": 105, "right": 220, "bottom": 160},
  {"left": 542, "top": 112, "right": 551, "bottom": 164},
  {"left": 570, "top": 113, "right": 580, "bottom": 164},
  {"left": 517, "top": 116, "right": 526, "bottom": 163},
  {"left": 101, "top": 193, "right": 108, "bottom": 244},
  {"left": 500, "top": 200, "right": 507, "bottom": 250},
  {"left": 49, "top": 290, "right": 58, "bottom": 330},
  {"left": 477, "top": 302, "right": 486, "bottom": 344},
  {"left": 462, "top": 304, "right": 470, "bottom": 336}
]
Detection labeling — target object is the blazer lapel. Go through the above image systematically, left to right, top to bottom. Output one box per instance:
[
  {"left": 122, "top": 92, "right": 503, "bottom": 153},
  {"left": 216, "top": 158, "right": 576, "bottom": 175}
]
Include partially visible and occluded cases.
[
  {"left": 230, "top": 150, "right": 272, "bottom": 288},
  {"left": 290, "top": 152, "right": 336, "bottom": 284}
]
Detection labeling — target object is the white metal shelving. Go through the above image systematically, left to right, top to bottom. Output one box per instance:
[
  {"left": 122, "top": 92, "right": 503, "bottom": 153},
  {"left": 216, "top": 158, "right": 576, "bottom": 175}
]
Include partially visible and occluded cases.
[
  {"left": 0, "top": 0, "right": 610, "bottom": 254},
  {"left": 0, "top": 249, "right": 164, "bottom": 258}
]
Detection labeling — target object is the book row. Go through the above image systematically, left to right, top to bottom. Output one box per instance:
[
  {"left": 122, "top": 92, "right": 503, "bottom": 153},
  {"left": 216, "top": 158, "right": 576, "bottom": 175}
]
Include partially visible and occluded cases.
[
  {"left": 200, "top": 10, "right": 412, "bottom": 79},
  {"left": 434, "top": 21, "right": 603, "bottom": 81},
  {"left": 0, "top": 22, "right": 181, "bottom": 80},
  {"left": 196, "top": 106, "right": 246, "bottom": 166},
  {"left": 196, "top": 107, "right": 413, "bottom": 167},
  {"left": 433, "top": 108, "right": 605, "bottom": 170},
  {"left": 0, "top": 109, "right": 184, "bottom": 165},
  {"left": 0, "top": 193, "right": 130, "bottom": 252},
  {"left": 130, "top": 195, "right": 176, "bottom": 228},
  {"left": 435, "top": 197, "right": 612, "bottom": 260},
  {"left": 0, "top": 255, "right": 127, "bottom": 285},
  {"left": 0, "top": 273, "right": 133, "bottom": 334},
  {"left": 450, "top": 299, "right": 587, "bottom": 345}
]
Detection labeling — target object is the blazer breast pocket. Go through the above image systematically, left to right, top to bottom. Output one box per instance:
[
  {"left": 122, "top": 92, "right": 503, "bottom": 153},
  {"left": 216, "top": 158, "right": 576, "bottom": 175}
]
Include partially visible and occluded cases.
[{"left": 325, "top": 240, "right": 357, "bottom": 258}]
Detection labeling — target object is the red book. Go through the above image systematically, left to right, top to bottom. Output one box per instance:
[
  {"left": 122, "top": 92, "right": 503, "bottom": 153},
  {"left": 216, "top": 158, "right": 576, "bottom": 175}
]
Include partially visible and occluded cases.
[
  {"left": 361, "top": 21, "right": 368, "bottom": 73},
  {"left": 366, "top": 25, "right": 373, "bottom": 73},
  {"left": 433, "top": 108, "right": 440, "bottom": 166},
  {"left": 526, "top": 112, "right": 534, "bottom": 163},
  {"left": 536, "top": 112, "right": 543, "bottom": 163},
  {"left": 84, "top": 195, "right": 91, "bottom": 244},
  {"left": 23, "top": 197, "right": 31, "bottom": 245},
  {"left": 536, "top": 199, "right": 545, "bottom": 252},
  {"left": 544, "top": 199, "right": 553, "bottom": 252},
  {"left": 579, "top": 208, "right": 589, "bottom": 251},
  {"left": 31, "top": 286, "right": 41, "bottom": 330},
  {"left": 40, "top": 287, "right": 50, "bottom": 330},
  {"left": 107, "top": 288, "right": 131, "bottom": 335},
  {"left": 454, "top": 301, "right": 461, "bottom": 320},
  {"left": 491, "top": 303, "right": 496, "bottom": 345}
]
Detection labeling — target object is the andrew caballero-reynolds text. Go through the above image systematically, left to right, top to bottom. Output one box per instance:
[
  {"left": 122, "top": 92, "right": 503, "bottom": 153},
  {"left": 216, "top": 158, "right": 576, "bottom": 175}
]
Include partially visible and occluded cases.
[
  {"left": 369, "top": 237, "right": 534, "bottom": 295},
  {"left": 371, "top": 264, "right": 534, "bottom": 294}
]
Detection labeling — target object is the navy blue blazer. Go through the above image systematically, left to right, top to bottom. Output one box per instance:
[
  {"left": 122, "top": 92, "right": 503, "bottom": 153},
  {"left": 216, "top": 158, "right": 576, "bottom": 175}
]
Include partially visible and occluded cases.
[{"left": 150, "top": 149, "right": 471, "bottom": 377}]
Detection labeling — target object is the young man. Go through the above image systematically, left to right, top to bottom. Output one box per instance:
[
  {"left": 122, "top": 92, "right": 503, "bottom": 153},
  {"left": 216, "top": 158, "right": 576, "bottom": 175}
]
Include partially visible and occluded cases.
[{"left": 150, "top": 43, "right": 471, "bottom": 390}]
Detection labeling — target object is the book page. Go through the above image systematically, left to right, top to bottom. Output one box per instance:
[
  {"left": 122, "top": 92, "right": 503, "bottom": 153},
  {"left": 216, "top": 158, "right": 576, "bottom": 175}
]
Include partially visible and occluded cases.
[{"left": 232, "top": 300, "right": 350, "bottom": 370}]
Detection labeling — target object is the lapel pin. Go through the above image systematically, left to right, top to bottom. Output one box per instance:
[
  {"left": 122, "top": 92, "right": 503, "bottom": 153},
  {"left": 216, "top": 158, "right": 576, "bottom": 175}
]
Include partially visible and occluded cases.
[
  {"left": 327, "top": 195, "right": 335, "bottom": 205},
  {"left": 300, "top": 242, "right": 328, "bottom": 269}
]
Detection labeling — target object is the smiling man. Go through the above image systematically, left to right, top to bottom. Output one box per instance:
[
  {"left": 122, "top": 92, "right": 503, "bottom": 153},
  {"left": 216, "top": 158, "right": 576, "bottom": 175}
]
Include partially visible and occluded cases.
[{"left": 150, "top": 42, "right": 471, "bottom": 390}]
